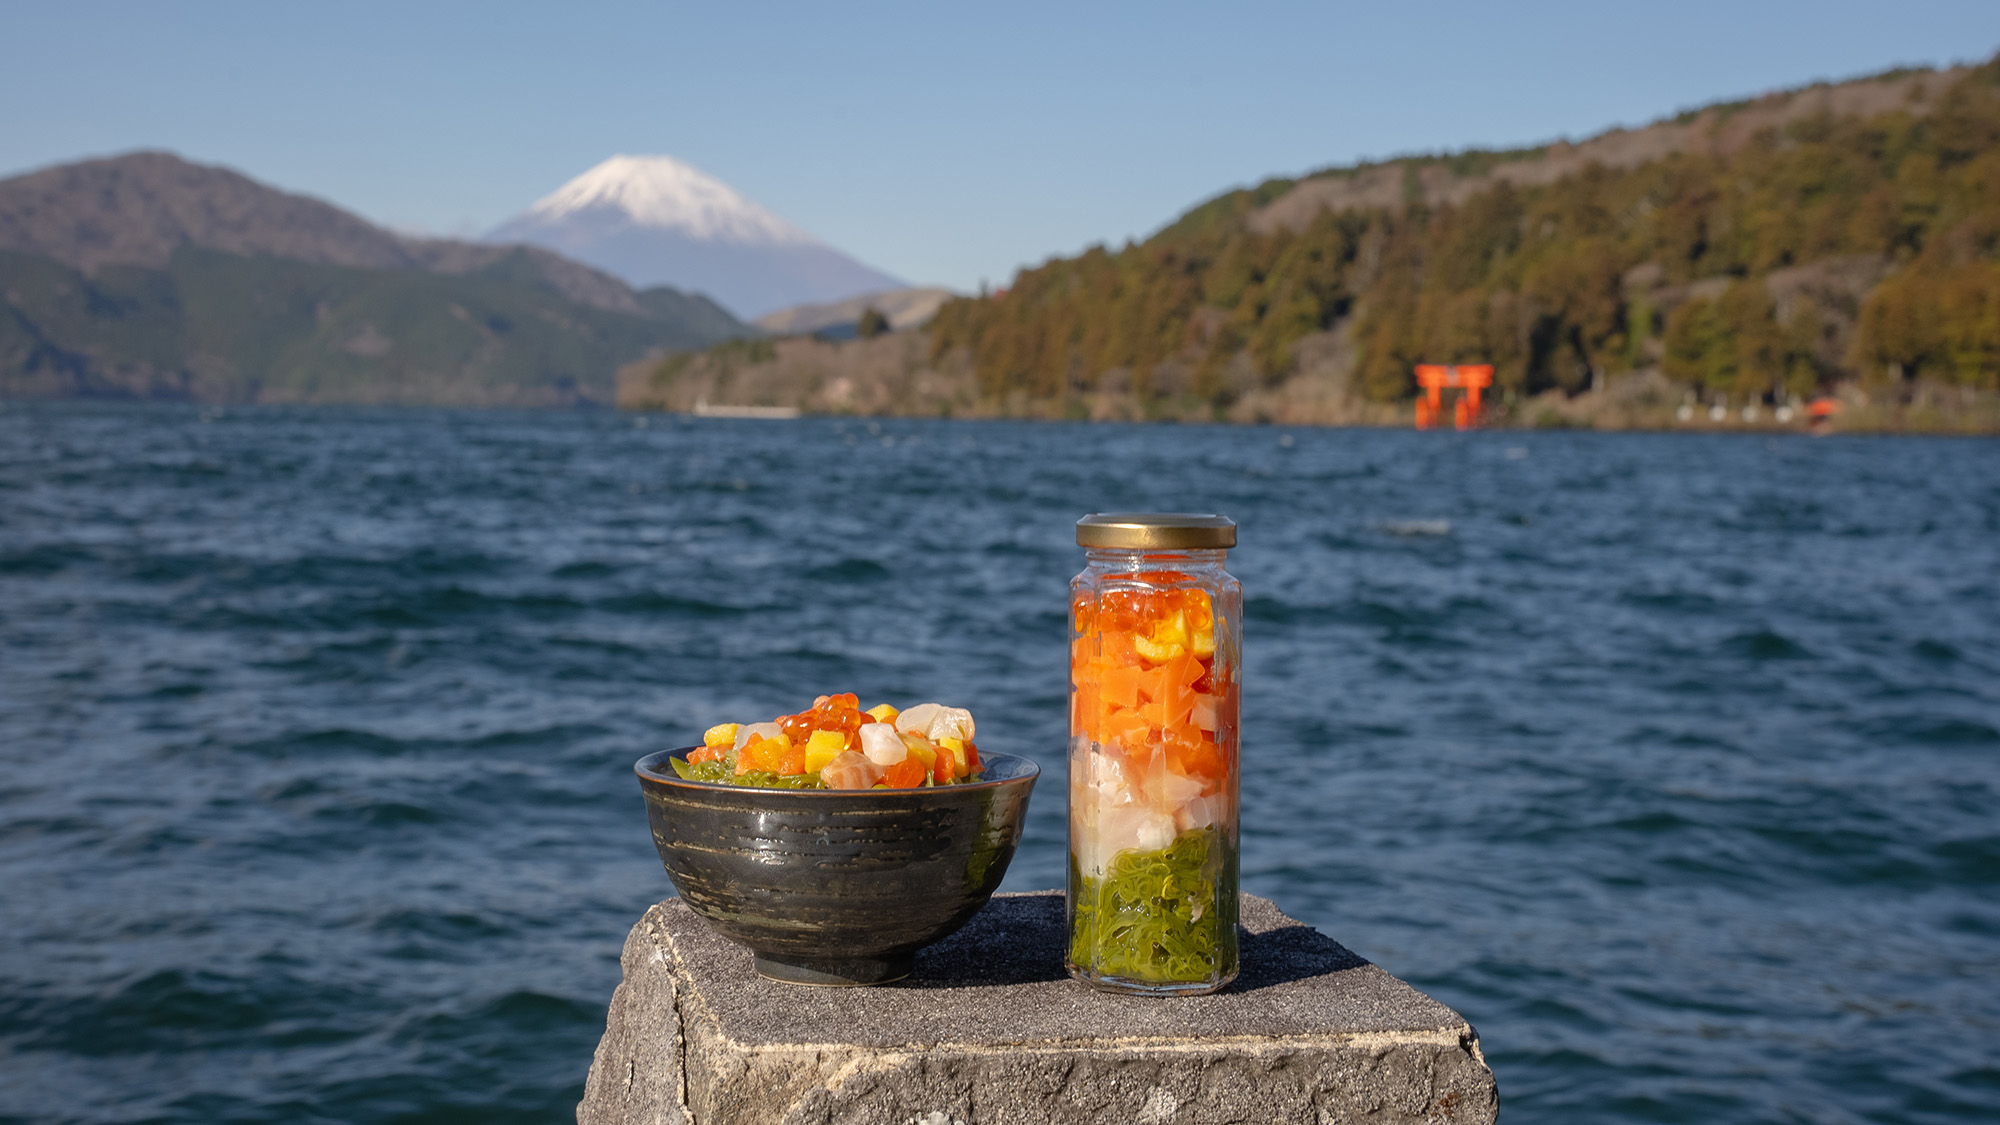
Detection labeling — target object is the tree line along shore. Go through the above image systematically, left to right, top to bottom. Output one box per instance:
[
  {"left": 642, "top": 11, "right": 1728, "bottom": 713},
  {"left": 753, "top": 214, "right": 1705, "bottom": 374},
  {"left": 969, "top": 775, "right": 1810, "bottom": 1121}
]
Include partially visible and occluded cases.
[{"left": 624, "top": 57, "right": 2000, "bottom": 435}]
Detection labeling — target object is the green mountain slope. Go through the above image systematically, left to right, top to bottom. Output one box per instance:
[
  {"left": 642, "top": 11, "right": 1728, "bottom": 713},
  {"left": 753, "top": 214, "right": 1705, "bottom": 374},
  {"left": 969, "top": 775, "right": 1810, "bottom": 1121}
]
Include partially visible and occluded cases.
[
  {"left": 928, "top": 56, "right": 2000, "bottom": 413},
  {"left": 0, "top": 152, "right": 750, "bottom": 405},
  {"left": 0, "top": 246, "right": 746, "bottom": 405},
  {"left": 634, "top": 284, "right": 745, "bottom": 341}
]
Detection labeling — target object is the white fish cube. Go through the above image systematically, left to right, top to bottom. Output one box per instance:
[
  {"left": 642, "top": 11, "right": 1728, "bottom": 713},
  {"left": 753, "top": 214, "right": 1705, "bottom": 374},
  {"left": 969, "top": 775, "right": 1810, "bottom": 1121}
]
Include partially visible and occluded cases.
[{"left": 858, "top": 723, "right": 907, "bottom": 765}]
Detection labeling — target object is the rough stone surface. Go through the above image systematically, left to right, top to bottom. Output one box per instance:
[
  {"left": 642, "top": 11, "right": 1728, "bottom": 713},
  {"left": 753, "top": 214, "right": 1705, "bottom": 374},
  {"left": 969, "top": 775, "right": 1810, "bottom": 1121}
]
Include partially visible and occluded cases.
[{"left": 578, "top": 892, "right": 1496, "bottom": 1125}]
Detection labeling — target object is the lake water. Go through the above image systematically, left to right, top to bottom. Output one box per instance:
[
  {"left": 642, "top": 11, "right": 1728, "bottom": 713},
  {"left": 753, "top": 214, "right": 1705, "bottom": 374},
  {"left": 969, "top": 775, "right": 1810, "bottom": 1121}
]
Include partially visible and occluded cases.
[{"left": 2, "top": 403, "right": 1996, "bottom": 1124}]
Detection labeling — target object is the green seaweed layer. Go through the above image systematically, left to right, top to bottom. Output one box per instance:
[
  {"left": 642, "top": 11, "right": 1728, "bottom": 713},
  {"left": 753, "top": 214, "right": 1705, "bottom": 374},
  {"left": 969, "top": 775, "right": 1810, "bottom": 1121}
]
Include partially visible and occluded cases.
[
  {"left": 667, "top": 756, "right": 823, "bottom": 789},
  {"left": 1069, "top": 827, "right": 1238, "bottom": 984}
]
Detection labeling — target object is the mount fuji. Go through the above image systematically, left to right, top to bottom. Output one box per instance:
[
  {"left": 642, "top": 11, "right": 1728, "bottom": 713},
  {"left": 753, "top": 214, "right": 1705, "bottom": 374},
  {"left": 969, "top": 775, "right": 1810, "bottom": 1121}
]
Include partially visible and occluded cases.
[{"left": 486, "top": 155, "right": 905, "bottom": 320}]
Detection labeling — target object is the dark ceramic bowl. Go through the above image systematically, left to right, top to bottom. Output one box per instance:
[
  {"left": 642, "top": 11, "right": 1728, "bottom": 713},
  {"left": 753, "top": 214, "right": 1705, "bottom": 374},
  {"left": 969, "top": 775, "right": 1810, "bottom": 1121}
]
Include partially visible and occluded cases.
[{"left": 634, "top": 748, "right": 1039, "bottom": 986}]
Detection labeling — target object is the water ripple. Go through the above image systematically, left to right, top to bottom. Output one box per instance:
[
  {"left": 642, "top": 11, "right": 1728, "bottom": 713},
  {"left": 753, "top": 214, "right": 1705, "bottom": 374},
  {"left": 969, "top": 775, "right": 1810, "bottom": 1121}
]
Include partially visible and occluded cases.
[{"left": 1, "top": 404, "right": 1996, "bottom": 1124}]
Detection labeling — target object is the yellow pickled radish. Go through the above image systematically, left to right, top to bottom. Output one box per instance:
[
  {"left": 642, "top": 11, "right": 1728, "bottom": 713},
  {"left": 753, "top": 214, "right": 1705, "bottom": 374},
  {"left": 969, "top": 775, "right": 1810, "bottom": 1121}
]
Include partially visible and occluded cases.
[
  {"left": 1190, "top": 627, "right": 1215, "bottom": 657},
  {"left": 1132, "top": 633, "right": 1184, "bottom": 664},
  {"left": 865, "top": 703, "right": 899, "bottom": 724},
  {"left": 703, "top": 723, "right": 739, "bottom": 749},
  {"left": 803, "top": 729, "right": 848, "bottom": 773},
  {"left": 734, "top": 730, "right": 791, "bottom": 775},
  {"left": 900, "top": 732, "right": 938, "bottom": 771},
  {"left": 938, "top": 736, "right": 969, "bottom": 778}
]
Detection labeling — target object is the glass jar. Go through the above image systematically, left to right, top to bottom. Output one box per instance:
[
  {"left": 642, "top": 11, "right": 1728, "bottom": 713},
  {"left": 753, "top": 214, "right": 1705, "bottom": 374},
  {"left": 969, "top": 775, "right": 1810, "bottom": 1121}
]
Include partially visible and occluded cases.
[{"left": 1066, "top": 513, "right": 1241, "bottom": 995}]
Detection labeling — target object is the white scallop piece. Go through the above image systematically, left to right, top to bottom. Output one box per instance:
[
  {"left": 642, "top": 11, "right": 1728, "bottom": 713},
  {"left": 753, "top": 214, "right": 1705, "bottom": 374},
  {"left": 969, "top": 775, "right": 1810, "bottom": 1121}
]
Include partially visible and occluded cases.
[
  {"left": 894, "top": 703, "right": 944, "bottom": 736},
  {"left": 924, "top": 706, "right": 975, "bottom": 742},
  {"left": 732, "top": 721, "right": 783, "bottom": 751},
  {"left": 858, "top": 723, "right": 907, "bottom": 766}
]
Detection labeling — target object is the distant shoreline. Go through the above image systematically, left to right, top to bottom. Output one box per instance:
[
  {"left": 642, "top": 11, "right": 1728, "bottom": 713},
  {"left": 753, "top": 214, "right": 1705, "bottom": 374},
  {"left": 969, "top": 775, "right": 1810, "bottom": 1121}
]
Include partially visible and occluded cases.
[
  {"left": 616, "top": 337, "right": 2000, "bottom": 437},
  {"left": 8, "top": 390, "right": 1994, "bottom": 436},
  {"left": 689, "top": 399, "right": 800, "bottom": 420}
]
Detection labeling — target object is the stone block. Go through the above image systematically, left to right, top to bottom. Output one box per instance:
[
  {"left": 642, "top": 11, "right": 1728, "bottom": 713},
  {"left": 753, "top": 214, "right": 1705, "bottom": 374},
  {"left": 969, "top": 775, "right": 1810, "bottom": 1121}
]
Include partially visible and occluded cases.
[{"left": 578, "top": 891, "right": 1495, "bottom": 1125}]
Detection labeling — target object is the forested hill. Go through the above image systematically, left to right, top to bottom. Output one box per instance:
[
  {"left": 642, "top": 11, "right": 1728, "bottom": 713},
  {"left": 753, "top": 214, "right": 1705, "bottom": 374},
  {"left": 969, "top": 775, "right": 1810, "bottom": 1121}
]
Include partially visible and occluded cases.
[
  {"left": 928, "top": 56, "right": 2000, "bottom": 413},
  {"left": 0, "top": 153, "right": 747, "bottom": 406}
]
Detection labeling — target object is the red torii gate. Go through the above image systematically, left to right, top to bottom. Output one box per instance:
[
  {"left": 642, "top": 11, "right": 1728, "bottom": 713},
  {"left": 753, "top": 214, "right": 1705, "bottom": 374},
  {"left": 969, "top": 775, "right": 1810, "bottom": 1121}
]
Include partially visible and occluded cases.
[{"left": 1413, "top": 364, "right": 1493, "bottom": 430}]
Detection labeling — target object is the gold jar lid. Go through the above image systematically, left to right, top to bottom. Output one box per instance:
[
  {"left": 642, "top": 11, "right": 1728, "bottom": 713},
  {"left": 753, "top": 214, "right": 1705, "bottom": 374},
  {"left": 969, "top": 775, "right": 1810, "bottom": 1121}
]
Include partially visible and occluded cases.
[{"left": 1075, "top": 512, "right": 1236, "bottom": 550}]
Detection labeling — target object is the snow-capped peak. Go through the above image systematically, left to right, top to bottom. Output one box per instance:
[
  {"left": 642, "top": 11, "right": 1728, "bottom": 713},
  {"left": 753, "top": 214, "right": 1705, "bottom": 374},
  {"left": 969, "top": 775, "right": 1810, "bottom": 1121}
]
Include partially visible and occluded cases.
[{"left": 524, "top": 155, "right": 817, "bottom": 247}]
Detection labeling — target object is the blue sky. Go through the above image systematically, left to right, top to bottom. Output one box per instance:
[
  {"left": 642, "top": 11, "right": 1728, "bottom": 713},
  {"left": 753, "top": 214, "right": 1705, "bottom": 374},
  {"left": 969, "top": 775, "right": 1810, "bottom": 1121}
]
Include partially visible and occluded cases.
[{"left": 4, "top": 1, "right": 1996, "bottom": 293}]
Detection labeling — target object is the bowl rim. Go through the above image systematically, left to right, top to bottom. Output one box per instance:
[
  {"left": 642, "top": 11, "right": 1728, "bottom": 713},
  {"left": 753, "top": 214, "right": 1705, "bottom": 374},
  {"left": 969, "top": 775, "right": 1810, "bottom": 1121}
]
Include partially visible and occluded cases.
[{"left": 634, "top": 746, "right": 1040, "bottom": 795}]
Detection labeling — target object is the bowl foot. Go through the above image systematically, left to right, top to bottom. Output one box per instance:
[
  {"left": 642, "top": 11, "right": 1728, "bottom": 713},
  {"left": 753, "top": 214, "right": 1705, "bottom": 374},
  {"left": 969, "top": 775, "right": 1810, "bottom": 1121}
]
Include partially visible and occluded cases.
[{"left": 754, "top": 951, "right": 915, "bottom": 986}]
